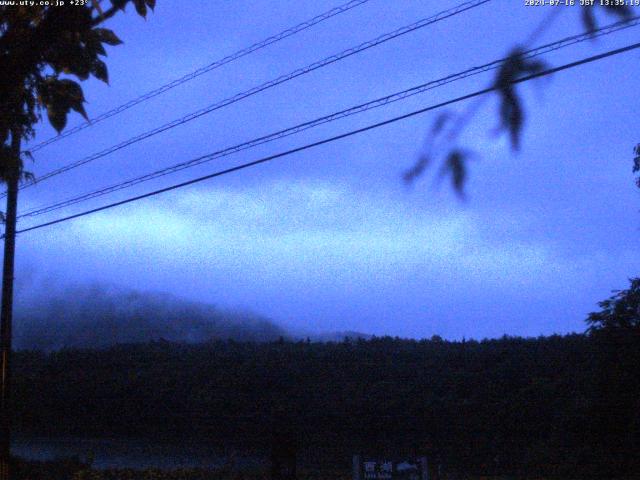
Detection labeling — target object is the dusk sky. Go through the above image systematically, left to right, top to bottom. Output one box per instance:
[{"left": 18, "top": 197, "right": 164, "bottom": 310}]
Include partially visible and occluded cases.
[{"left": 11, "top": 0, "right": 640, "bottom": 340}]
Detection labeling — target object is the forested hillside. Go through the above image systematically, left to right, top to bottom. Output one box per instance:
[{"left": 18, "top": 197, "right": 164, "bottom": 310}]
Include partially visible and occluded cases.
[{"left": 12, "top": 332, "right": 640, "bottom": 478}]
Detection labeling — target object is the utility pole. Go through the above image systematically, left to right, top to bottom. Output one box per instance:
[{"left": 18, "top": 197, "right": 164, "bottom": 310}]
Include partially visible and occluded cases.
[{"left": 0, "top": 129, "right": 21, "bottom": 480}]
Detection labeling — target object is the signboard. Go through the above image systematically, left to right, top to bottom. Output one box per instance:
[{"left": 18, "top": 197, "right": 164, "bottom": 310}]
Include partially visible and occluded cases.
[{"left": 353, "top": 456, "right": 428, "bottom": 480}]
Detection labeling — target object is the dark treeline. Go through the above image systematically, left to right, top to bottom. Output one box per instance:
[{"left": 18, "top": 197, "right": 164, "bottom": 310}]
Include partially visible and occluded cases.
[{"left": 12, "top": 332, "right": 640, "bottom": 478}]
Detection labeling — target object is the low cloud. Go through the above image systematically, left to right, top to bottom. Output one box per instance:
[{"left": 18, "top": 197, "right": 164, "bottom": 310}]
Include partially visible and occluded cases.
[
  {"left": 14, "top": 180, "right": 640, "bottom": 339},
  {"left": 14, "top": 282, "right": 287, "bottom": 351}
]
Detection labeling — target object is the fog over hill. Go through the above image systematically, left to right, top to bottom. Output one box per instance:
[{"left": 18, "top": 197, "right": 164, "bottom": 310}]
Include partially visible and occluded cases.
[
  {"left": 12, "top": 283, "right": 372, "bottom": 351},
  {"left": 14, "top": 284, "right": 289, "bottom": 350}
]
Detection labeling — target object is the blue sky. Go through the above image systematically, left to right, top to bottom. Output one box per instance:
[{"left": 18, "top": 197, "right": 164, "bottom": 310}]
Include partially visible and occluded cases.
[{"left": 11, "top": 0, "right": 640, "bottom": 339}]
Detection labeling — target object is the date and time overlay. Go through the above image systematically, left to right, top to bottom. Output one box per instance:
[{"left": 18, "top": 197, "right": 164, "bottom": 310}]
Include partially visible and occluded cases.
[
  {"left": 4, "top": 0, "right": 640, "bottom": 7},
  {"left": 526, "top": 0, "right": 640, "bottom": 6}
]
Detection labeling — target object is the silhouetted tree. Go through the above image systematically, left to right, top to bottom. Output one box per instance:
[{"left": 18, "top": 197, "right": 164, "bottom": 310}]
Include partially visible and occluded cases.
[
  {"left": 0, "top": 1, "right": 156, "bottom": 476},
  {"left": 586, "top": 278, "right": 640, "bottom": 477},
  {"left": 587, "top": 278, "right": 640, "bottom": 332},
  {"left": 10, "top": 334, "right": 617, "bottom": 477}
]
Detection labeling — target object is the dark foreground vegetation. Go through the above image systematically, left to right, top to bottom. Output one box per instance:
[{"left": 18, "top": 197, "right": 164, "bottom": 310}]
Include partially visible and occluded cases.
[
  {"left": 11, "top": 328, "right": 640, "bottom": 479},
  {"left": 10, "top": 456, "right": 285, "bottom": 480},
  {"left": 11, "top": 458, "right": 353, "bottom": 480}
]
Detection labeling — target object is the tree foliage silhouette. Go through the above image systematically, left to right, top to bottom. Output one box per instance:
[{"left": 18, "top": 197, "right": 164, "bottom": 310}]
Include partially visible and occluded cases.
[
  {"left": 0, "top": 0, "right": 155, "bottom": 180},
  {"left": 0, "top": 2, "right": 156, "bottom": 476},
  {"left": 585, "top": 276, "right": 640, "bottom": 477},
  {"left": 587, "top": 277, "right": 640, "bottom": 332},
  {"left": 10, "top": 333, "right": 636, "bottom": 477}
]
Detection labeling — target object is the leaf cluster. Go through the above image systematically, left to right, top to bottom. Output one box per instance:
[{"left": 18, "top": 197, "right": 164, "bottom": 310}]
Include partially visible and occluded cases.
[
  {"left": 0, "top": 0, "right": 155, "bottom": 180},
  {"left": 581, "top": 2, "right": 632, "bottom": 34},
  {"left": 404, "top": 5, "right": 634, "bottom": 196},
  {"left": 494, "top": 49, "right": 546, "bottom": 151},
  {"left": 403, "top": 112, "right": 475, "bottom": 198}
]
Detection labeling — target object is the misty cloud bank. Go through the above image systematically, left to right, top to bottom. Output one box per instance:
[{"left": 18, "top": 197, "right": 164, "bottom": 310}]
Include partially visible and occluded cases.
[{"left": 14, "top": 284, "right": 288, "bottom": 351}]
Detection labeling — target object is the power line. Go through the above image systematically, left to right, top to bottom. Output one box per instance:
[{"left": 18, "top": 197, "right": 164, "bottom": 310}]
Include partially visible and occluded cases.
[
  {"left": 11, "top": 0, "right": 491, "bottom": 197},
  {"left": 26, "top": 0, "right": 374, "bottom": 153},
  {"left": 16, "top": 17, "right": 640, "bottom": 220},
  {"left": 15, "top": 41, "right": 640, "bottom": 236}
]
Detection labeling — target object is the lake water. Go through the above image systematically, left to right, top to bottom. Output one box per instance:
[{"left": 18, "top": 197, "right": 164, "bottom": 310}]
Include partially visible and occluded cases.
[{"left": 12, "top": 435, "right": 267, "bottom": 470}]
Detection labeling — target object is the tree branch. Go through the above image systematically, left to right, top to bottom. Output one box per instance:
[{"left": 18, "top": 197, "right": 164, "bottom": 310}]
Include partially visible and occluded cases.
[{"left": 91, "top": 4, "right": 122, "bottom": 27}]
